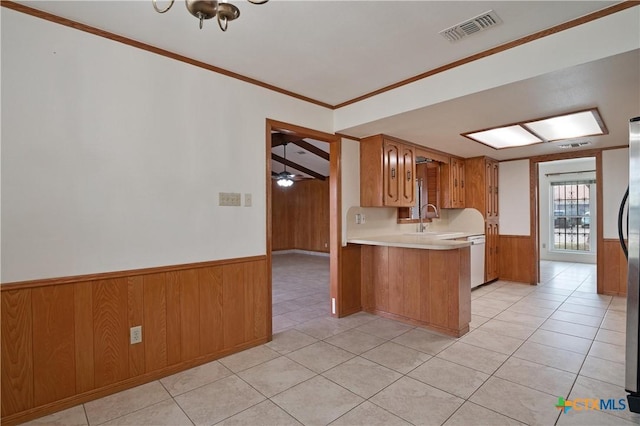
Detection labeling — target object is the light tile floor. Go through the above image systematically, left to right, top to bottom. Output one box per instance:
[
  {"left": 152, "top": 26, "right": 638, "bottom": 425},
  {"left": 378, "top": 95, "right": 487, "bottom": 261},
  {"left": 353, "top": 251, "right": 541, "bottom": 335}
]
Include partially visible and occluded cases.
[{"left": 23, "top": 256, "right": 640, "bottom": 426}]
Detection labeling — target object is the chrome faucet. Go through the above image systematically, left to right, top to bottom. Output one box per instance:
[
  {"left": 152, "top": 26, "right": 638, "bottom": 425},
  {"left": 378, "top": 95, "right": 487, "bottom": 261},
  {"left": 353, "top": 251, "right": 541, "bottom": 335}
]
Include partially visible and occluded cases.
[
  {"left": 418, "top": 203, "right": 439, "bottom": 232},
  {"left": 426, "top": 203, "right": 439, "bottom": 218}
]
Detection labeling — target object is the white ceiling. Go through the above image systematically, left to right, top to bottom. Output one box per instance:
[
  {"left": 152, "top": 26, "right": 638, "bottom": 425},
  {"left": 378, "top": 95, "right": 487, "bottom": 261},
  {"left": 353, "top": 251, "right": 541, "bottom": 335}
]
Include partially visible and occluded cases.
[{"left": 14, "top": 1, "right": 640, "bottom": 161}]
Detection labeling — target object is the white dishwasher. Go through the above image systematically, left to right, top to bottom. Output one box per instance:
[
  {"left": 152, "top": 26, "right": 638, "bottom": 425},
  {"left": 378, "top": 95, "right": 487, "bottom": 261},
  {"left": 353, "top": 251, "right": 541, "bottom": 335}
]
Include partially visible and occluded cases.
[{"left": 467, "top": 235, "right": 486, "bottom": 288}]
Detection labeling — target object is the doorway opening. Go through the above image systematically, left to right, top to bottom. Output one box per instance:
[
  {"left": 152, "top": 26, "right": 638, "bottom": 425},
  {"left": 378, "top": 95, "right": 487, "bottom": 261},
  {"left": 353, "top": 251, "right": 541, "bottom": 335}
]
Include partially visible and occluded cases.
[
  {"left": 265, "top": 120, "right": 341, "bottom": 337},
  {"left": 534, "top": 155, "right": 600, "bottom": 294}
]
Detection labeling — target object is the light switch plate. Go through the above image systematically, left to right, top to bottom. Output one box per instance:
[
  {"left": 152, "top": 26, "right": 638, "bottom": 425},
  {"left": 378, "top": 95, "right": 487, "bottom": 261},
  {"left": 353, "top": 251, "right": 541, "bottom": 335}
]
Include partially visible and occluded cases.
[{"left": 219, "top": 192, "right": 241, "bottom": 206}]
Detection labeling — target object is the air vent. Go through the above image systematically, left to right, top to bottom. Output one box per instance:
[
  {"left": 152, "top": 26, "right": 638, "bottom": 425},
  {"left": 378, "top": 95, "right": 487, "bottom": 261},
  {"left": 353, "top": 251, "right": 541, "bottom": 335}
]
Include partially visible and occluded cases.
[
  {"left": 439, "top": 10, "right": 502, "bottom": 42},
  {"left": 558, "top": 141, "right": 592, "bottom": 149}
]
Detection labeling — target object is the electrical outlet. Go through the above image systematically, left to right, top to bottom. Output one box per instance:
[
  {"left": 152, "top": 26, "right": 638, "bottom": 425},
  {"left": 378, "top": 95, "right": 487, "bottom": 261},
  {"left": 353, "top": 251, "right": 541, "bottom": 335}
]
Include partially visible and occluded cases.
[
  {"left": 219, "top": 192, "right": 241, "bottom": 206},
  {"left": 244, "top": 193, "right": 252, "bottom": 207},
  {"left": 355, "top": 213, "right": 362, "bottom": 224},
  {"left": 361, "top": 214, "right": 366, "bottom": 224},
  {"left": 130, "top": 326, "right": 142, "bottom": 345}
]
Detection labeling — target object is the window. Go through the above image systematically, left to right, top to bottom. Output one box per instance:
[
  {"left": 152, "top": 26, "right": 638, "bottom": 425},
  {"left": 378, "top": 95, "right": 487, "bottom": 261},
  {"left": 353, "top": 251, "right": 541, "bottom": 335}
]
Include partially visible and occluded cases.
[{"left": 551, "top": 181, "right": 594, "bottom": 252}]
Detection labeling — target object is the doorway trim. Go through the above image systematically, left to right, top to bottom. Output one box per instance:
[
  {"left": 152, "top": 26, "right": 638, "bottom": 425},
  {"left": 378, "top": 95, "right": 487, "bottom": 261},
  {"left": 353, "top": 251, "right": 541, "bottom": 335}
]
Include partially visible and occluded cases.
[
  {"left": 265, "top": 119, "right": 341, "bottom": 337},
  {"left": 529, "top": 149, "right": 603, "bottom": 291}
]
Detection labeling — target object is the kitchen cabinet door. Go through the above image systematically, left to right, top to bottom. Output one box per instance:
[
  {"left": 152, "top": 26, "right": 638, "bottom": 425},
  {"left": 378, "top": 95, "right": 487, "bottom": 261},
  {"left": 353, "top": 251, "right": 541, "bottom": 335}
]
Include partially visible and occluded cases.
[
  {"left": 360, "top": 135, "right": 416, "bottom": 207},
  {"left": 383, "top": 140, "right": 416, "bottom": 207},
  {"left": 383, "top": 141, "right": 401, "bottom": 205},
  {"left": 400, "top": 145, "right": 416, "bottom": 206},
  {"left": 441, "top": 158, "right": 465, "bottom": 208},
  {"left": 485, "top": 159, "right": 500, "bottom": 219},
  {"left": 492, "top": 161, "right": 499, "bottom": 217},
  {"left": 486, "top": 221, "right": 499, "bottom": 282}
]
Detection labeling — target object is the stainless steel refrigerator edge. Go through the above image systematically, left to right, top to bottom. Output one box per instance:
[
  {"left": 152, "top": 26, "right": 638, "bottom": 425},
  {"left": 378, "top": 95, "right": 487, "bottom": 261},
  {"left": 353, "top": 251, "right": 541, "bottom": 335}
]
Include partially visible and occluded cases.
[{"left": 624, "top": 116, "right": 640, "bottom": 412}]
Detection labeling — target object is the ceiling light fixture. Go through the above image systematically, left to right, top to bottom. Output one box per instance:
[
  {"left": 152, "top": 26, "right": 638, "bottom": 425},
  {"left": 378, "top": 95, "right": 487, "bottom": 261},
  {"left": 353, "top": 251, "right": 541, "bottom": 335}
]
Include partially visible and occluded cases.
[
  {"left": 152, "top": 0, "right": 268, "bottom": 31},
  {"left": 462, "top": 108, "right": 607, "bottom": 150},
  {"left": 523, "top": 109, "right": 606, "bottom": 142},
  {"left": 465, "top": 125, "right": 543, "bottom": 149},
  {"left": 276, "top": 143, "right": 294, "bottom": 187}
]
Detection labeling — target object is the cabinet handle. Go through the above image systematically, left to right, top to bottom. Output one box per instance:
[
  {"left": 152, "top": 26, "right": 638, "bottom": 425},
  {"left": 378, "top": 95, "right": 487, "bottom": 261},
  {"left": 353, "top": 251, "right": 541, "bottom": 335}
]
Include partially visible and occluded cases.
[
  {"left": 391, "top": 168, "right": 396, "bottom": 178},
  {"left": 407, "top": 171, "right": 411, "bottom": 181},
  {"left": 454, "top": 178, "right": 458, "bottom": 188},
  {"left": 461, "top": 180, "right": 464, "bottom": 188},
  {"left": 495, "top": 186, "right": 498, "bottom": 194}
]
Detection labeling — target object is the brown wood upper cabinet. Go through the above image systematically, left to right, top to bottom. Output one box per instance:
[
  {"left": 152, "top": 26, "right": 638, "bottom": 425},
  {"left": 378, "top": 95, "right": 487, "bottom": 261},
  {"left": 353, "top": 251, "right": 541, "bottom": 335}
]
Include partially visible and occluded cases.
[
  {"left": 360, "top": 135, "right": 416, "bottom": 207},
  {"left": 441, "top": 157, "right": 465, "bottom": 208},
  {"left": 465, "top": 157, "right": 499, "bottom": 219}
]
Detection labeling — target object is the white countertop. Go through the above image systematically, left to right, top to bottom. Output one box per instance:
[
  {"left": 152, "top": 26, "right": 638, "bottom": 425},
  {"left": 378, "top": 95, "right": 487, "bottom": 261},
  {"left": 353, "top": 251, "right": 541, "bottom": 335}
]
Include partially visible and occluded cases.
[{"left": 347, "top": 231, "right": 482, "bottom": 250}]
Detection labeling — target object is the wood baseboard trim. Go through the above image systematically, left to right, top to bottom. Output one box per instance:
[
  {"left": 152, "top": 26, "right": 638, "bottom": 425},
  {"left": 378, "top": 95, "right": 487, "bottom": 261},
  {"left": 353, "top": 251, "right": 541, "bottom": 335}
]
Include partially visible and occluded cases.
[
  {"left": 1, "top": 255, "right": 267, "bottom": 290},
  {"left": 338, "top": 307, "right": 362, "bottom": 318},
  {"left": 364, "top": 309, "right": 468, "bottom": 338},
  {"left": 1, "top": 337, "right": 268, "bottom": 426}
]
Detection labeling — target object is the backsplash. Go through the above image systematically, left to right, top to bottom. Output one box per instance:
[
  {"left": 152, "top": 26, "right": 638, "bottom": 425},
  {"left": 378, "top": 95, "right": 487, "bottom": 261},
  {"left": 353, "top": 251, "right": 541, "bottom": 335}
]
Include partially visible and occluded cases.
[{"left": 346, "top": 206, "right": 485, "bottom": 239}]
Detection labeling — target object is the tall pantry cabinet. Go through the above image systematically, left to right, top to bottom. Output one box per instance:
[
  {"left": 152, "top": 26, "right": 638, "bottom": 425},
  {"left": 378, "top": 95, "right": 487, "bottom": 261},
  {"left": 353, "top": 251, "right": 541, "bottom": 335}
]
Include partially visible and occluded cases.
[{"left": 465, "top": 157, "right": 500, "bottom": 282}]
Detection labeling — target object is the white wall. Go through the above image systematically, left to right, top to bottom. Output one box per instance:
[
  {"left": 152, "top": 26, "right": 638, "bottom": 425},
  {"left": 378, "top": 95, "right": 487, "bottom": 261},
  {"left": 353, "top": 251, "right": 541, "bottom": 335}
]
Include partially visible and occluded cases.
[
  {"left": 1, "top": 9, "right": 333, "bottom": 282},
  {"left": 340, "top": 138, "right": 360, "bottom": 245},
  {"left": 603, "top": 148, "right": 630, "bottom": 238},
  {"left": 496, "top": 150, "right": 629, "bottom": 256},
  {"left": 538, "top": 158, "right": 596, "bottom": 263},
  {"left": 499, "top": 160, "right": 530, "bottom": 236}
]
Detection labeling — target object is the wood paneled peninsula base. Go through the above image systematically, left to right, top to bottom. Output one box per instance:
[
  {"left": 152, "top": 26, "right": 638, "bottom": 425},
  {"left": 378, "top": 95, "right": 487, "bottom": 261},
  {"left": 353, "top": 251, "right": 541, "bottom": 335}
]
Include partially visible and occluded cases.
[{"left": 357, "top": 240, "right": 471, "bottom": 337}]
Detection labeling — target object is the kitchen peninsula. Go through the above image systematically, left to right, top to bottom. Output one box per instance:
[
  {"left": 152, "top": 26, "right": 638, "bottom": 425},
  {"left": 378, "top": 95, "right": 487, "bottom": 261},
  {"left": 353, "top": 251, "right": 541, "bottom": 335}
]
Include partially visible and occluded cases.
[{"left": 349, "top": 232, "right": 471, "bottom": 337}]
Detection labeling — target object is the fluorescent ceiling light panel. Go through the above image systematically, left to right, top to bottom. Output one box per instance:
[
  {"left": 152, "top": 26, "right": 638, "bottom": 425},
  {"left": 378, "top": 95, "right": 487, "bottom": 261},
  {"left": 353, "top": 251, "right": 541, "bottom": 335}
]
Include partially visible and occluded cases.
[
  {"left": 523, "top": 110, "right": 605, "bottom": 141},
  {"left": 465, "top": 125, "right": 543, "bottom": 149}
]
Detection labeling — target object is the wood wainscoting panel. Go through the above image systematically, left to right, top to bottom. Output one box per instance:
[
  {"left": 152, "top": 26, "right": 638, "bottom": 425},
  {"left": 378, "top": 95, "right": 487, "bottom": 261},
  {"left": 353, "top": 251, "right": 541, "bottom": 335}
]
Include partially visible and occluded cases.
[
  {"left": 271, "top": 180, "right": 330, "bottom": 253},
  {"left": 271, "top": 182, "right": 292, "bottom": 251},
  {"left": 498, "top": 235, "right": 535, "bottom": 284},
  {"left": 602, "top": 239, "right": 628, "bottom": 296},
  {"left": 340, "top": 244, "right": 362, "bottom": 317},
  {"left": 360, "top": 245, "right": 470, "bottom": 337},
  {"left": 360, "top": 245, "right": 374, "bottom": 310},
  {"left": 372, "top": 246, "right": 390, "bottom": 312},
  {"left": 454, "top": 246, "right": 472, "bottom": 330},
  {"left": 388, "top": 247, "right": 405, "bottom": 316},
  {"left": 402, "top": 249, "right": 421, "bottom": 320},
  {"left": 418, "top": 250, "right": 432, "bottom": 324},
  {"left": 427, "top": 250, "right": 451, "bottom": 329},
  {"left": 1, "top": 255, "right": 269, "bottom": 426},
  {"left": 245, "top": 259, "right": 268, "bottom": 341},
  {"left": 222, "top": 264, "right": 246, "bottom": 349},
  {"left": 199, "top": 266, "right": 224, "bottom": 354},
  {"left": 178, "top": 269, "right": 201, "bottom": 361},
  {"left": 165, "top": 271, "right": 182, "bottom": 366},
  {"left": 142, "top": 273, "right": 167, "bottom": 373},
  {"left": 127, "top": 276, "right": 146, "bottom": 377},
  {"left": 93, "top": 279, "right": 130, "bottom": 388},
  {"left": 74, "top": 282, "right": 95, "bottom": 393},
  {"left": 32, "top": 284, "right": 76, "bottom": 406},
  {"left": 1, "top": 290, "right": 33, "bottom": 417}
]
